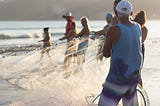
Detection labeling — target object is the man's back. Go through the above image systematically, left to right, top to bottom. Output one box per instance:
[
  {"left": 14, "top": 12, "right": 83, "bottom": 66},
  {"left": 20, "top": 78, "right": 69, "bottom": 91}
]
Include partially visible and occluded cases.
[
  {"left": 107, "top": 22, "right": 142, "bottom": 85},
  {"left": 112, "top": 23, "right": 142, "bottom": 64}
]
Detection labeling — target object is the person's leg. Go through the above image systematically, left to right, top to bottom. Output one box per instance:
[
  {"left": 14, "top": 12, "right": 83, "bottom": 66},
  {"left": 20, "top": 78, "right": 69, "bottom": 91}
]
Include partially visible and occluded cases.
[
  {"left": 82, "top": 41, "right": 88, "bottom": 63},
  {"left": 138, "top": 43, "right": 145, "bottom": 87},
  {"left": 142, "top": 44, "right": 145, "bottom": 66},
  {"left": 97, "top": 45, "right": 103, "bottom": 61},
  {"left": 39, "top": 48, "right": 45, "bottom": 61},
  {"left": 46, "top": 48, "right": 51, "bottom": 62},
  {"left": 46, "top": 48, "right": 51, "bottom": 56},
  {"left": 73, "top": 53, "right": 77, "bottom": 63},
  {"left": 39, "top": 54, "right": 44, "bottom": 62},
  {"left": 64, "top": 56, "right": 69, "bottom": 68},
  {"left": 67, "top": 56, "right": 72, "bottom": 66},
  {"left": 138, "top": 75, "right": 143, "bottom": 87},
  {"left": 98, "top": 82, "right": 127, "bottom": 106},
  {"left": 122, "top": 83, "right": 139, "bottom": 106},
  {"left": 98, "top": 91, "right": 120, "bottom": 106}
]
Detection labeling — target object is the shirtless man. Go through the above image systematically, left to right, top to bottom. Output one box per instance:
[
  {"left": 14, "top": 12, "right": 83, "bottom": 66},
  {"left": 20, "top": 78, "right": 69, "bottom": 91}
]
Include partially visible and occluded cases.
[
  {"left": 92, "top": 13, "right": 113, "bottom": 61},
  {"left": 94, "top": 13, "right": 113, "bottom": 36},
  {"left": 76, "top": 17, "right": 91, "bottom": 64},
  {"left": 39, "top": 27, "right": 51, "bottom": 61}
]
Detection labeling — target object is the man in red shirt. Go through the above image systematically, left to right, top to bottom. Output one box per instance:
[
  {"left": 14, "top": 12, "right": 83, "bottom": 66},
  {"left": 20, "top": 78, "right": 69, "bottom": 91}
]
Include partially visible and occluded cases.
[{"left": 60, "top": 12, "right": 75, "bottom": 42}]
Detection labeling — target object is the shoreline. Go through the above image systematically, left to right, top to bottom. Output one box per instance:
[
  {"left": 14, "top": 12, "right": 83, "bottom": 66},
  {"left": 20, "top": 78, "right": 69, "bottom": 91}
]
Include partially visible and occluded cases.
[{"left": 0, "top": 44, "right": 42, "bottom": 54}]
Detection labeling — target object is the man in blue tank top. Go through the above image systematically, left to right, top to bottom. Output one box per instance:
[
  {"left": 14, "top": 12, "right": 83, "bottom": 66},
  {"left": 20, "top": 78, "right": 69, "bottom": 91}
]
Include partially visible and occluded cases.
[{"left": 98, "top": 0, "right": 142, "bottom": 106}]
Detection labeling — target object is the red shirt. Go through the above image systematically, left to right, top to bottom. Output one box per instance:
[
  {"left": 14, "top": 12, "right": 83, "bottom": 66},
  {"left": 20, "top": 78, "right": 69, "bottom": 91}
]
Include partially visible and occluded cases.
[{"left": 66, "top": 19, "right": 75, "bottom": 35}]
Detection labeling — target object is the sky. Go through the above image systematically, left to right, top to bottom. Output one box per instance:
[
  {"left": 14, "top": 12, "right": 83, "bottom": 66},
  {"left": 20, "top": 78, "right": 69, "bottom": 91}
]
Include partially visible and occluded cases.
[{"left": 0, "top": 0, "right": 159, "bottom": 20}]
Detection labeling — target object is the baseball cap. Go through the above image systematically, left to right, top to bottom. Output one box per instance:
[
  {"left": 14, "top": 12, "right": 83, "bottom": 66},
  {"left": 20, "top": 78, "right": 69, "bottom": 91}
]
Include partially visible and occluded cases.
[
  {"left": 116, "top": 0, "right": 133, "bottom": 15},
  {"left": 106, "top": 13, "right": 113, "bottom": 18}
]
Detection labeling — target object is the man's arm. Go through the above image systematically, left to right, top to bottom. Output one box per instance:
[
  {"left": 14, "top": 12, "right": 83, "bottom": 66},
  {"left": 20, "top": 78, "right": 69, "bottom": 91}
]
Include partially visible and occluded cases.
[
  {"left": 93, "top": 25, "right": 109, "bottom": 36},
  {"left": 103, "top": 25, "right": 120, "bottom": 58},
  {"left": 142, "top": 26, "right": 148, "bottom": 43},
  {"left": 76, "top": 28, "right": 85, "bottom": 37},
  {"left": 95, "top": 29, "right": 105, "bottom": 36},
  {"left": 103, "top": 29, "right": 112, "bottom": 58},
  {"left": 59, "top": 30, "right": 76, "bottom": 41},
  {"left": 39, "top": 33, "right": 49, "bottom": 42}
]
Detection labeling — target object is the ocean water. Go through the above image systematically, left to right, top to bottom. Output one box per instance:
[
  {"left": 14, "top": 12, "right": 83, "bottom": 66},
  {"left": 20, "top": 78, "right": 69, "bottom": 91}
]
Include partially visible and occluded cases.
[
  {"left": 0, "top": 20, "right": 160, "bottom": 106},
  {"left": 0, "top": 20, "right": 159, "bottom": 47},
  {"left": 0, "top": 20, "right": 106, "bottom": 47}
]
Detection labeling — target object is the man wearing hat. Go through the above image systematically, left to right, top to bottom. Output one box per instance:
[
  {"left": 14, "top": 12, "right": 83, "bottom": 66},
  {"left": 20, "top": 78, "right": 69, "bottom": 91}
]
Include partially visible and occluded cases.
[
  {"left": 98, "top": 0, "right": 142, "bottom": 105},
  {"left": 61, "top": 12, "right": 75, "bottom": 42},
  {"left": 91, "top": 13, "right": 113, "bottom": 61},
  {"left": 93, "top": 13, "right": 113, "bottom": 36}
]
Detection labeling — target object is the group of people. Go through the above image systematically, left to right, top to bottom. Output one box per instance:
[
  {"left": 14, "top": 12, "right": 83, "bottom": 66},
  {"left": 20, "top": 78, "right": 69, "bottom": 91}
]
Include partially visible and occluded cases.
[
  {"left": 39, "top": 0, "right": 148, "bottom": 105},
  {"left": 59, "top": 13, "right": 91, "bottom": 68}
]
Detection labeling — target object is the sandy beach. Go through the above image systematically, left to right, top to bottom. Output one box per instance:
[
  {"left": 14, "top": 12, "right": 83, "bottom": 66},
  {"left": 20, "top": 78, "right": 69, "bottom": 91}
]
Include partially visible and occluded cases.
[{"left": 0, "top": 0, "right": 159, "bottom": 104}]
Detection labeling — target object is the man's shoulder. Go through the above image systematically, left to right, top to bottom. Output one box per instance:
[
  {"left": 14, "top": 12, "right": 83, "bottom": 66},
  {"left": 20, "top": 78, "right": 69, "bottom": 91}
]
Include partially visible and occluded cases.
[
  {"left": 111, "top": 16, "right": 118, "bottom": 25},
  {"left": 69, "top": 19, "right": 75, "bottom": 22},
  {"left": 107, "top": 25, "right": 120, "bottom": 41},
  {"left": 108, "top": 25, "right": 119, "bottom": 34},
  {"left": 142, "top": 26, "right": 148, "bottom": 32}
]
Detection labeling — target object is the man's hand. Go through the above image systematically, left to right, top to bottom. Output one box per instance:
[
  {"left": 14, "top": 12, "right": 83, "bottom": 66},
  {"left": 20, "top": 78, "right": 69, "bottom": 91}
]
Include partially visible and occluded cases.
[
  {"left": 59, "top": 38, "right": 63, "bottom": 41},
  {"left": 38, "top": 40, "right": 43, "bottom": 42}
]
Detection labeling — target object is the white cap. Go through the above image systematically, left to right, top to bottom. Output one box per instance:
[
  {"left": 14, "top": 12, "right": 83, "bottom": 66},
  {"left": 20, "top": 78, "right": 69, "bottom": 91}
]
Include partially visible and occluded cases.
[
  {"left": 116, "top": 0, "right": 133, "bottom": 15},
  {"left": 62, "top": 12, "right": 74, "bottom": 18},
  {"left": 65, "top": 12, "right": 72, "bottom": 17}
]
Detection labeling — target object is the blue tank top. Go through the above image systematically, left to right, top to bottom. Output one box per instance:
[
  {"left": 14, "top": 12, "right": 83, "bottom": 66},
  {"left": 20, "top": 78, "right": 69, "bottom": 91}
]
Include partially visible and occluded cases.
[{"left": 106, "top": 22, "right": 142, "bottom": 85}]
